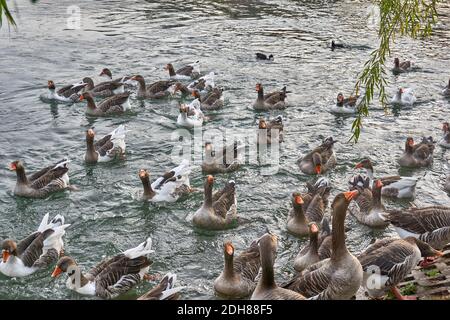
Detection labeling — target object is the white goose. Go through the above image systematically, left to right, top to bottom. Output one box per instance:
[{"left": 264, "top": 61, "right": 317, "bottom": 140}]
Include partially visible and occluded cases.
[
  {"left": 45, "top": 80, "right": 87, "bottom": 103},
  {"left": 391, "top": 88, "right": 416, "bottom": 106},
  {"left": 177, "top": 104, "right": 203, "bottom": 128},
  {"left": 85, "top": 125, "right": 127, "bottom": 163},
  {"left": 139, "top": 159, "right": 192, "bottom": 202},
  {"left": 0, "top": 213, "right": 69, "bottom": 277}
]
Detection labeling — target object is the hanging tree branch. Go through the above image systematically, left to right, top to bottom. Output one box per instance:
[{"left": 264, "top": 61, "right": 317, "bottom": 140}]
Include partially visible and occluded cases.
[{"left": 351, "top": 0, "right": 439, "bottom": 142}]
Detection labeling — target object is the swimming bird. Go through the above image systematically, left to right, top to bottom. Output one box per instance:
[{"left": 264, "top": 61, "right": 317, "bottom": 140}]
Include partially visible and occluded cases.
[
  {"left": 331, "top": 40, "right": 345, "bottom": 50},
  {"left": 255, "top": 53, "right": 274, "bottom": 61},
  {"left": 392, "top": 58, "right": 411, "bottom": 74},
  {"left": 164, "top": 62, "right": 200, "bottom": 80},
  {"left": 99, "top": 68, "right": 132, "bottom": 84},
  {"left": 129, "top": 75, "right": 174, "bottom": 99},
  {"left": 82, "top": 77, "right": 125, "bottom": 98},
  {"left": 46, "top": 80, "right": 87, "bottom": 103},
  {"left": 253, "top": 83, "right": 287, "bottom": 110},
  {"left": 192, "top": 88, "right": 224, "bottom": 111},
  {"left": 391, "top": 88, "right": 416, "bottom": 106},
  {"left": 80, "top": 91, "right": 131, "bottom": 116},
  {"left": 177, "top": 103, "right": 204, "bottom": 128},
  {"left": 258, "top": 116, "right": 284, "bottom": 145},
  {"left": 439, "top": 122, "right": 450, "bottom": 148},
  {"left": 85, "top": 125, "right": 126, "bottom": 163},
  {"left": 298, "top": 137, "right": 337, "bottom": 175},
  {"left": 397, "top": 137, "right": 434, "bottom": 168},
  {"left": 201, "top": 141, "right": 241, "bottom": 174},
  {"left": 10, "top": 158, "right": 72, "bottom": 198},
  {"left": 355, "top": 158, "right": 417, "bottom": 199},
  {"left": 139, "top": 159, "right": 192, "bottom": 203},
  {"left": 192, "top": 176, "right": 238, "bottom": 230},
  {"left": 282, "top": 191, "right": 363, "bottom": 300},
  {"left": 0, "top": 213, "right": 69, "bottom": 278},
  {"left": 251, "top": 233, "right": 306, "bottom": 300},
  {"left": 51, "top": 237, "right": 154, "bottom": 299},
  {"left": 358, "top": 237, "right": 442, "bottom": 300},
  {"left": 214, "top": 240, "right": 260, "bottom": 298},
  {"left": 137, "top": 273, "right": 184, "bottom": 300}
]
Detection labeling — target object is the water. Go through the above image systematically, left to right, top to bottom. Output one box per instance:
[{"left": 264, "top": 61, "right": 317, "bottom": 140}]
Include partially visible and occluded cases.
[{"left": 1, "top": 0, "right": 450, "bottom": 300}]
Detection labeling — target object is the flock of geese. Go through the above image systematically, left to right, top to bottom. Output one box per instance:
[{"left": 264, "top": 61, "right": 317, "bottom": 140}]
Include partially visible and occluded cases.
[{"left": 2, "top": 42, "right": 450, "bottom": 300}]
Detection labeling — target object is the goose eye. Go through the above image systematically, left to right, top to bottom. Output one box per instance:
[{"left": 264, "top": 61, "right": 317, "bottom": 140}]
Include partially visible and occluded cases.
[
  {"left": 177, "top": 175, "right": 182, "bottom": 179},
  {"left": 69, "top": 270, "right": 75, "bottom": 276}
]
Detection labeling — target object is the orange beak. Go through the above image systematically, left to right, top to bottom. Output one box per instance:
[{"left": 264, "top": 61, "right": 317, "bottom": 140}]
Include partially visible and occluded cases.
[
  {"left": 79, "top": 95, "right": 84, "bottom": 101},
  {"left": 408, "top": 140, "right": 414, "bottom": 147},
  {"left": 355, "top": 162, "right": 363, "bottom": 169},
  {"left": 9, "top": 163, "right": 17, "bottom": 171},
  {"left": 315, "top": 165, "right": 321, "bottom": 174},
  {"left": 207, "top": 175, "right": 214, "bottom": 184},
  {"left": 376, "top": 180, "right": 383, "bottom": 188},
  {"left": 343, "top": 190, "right": 359, "bottom": 201},
  {"left": 294, "top": 195, "right": 304, "bottom": 205},
  {"left": 310, "top": 224, "right": 319, "bottom": 233},
  {"left": 225, "top": 243, "right": 234, "bottom": 256},
  {"left": 2, "top": 251, "right": 10, "bottom": 263},
  {"left": 435, "top": 251, "right": 444, "bottom": 257},
  {"left": 51, "top": 266, "right": 63, "bottom": 278}
]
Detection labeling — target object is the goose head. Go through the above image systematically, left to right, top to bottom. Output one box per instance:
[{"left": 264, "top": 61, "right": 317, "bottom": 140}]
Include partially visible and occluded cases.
[
  {"left": 268, "top": 54, "right": 274, "bottom": 61},
  {"left": 394, "top": 57, "right": 400, "bottom": 68},
  {"left": 164, "top": 63, "right": 176, "bottom": 76},
  {"left": 99, "top": 68, "right": 112, "bottom": 79},
  {"left": 82, "top": 77, "right": 95, "bottom": 89},
  {"left": 47, "top": 80, "right": 56, "bottom": 91},
  {"left": 255, "top": 83, "right": 263, "bottom": 92},
  {"left": 191, "top": 90, "right": 201, "bottom": 101},
  {"left": 79, "top": 91, "right": 94, "bottom": 102},
  {"left": 337, "top": 93, "right": 344, "bottom": 105},
  {"left": 259, "top": 118, "right": 267, "bottom": 129},
  {"left": 442, "top": 122, "right": 449, "bottom": 134},
  {"left": 86, "top": 128, "right": 95, "bottom": 140},
  {"left": 405, "top": 137, "right": 415, "bottom": 153},
  {"left": 312, "top": 153, "right": 323, "bottom": 174},
  {"left": 355, "top": 158, "right": 373, "bottom": 171},
  {"left": 9, "top": 160, "right": 24, "bottom": 172},
  {"left": 291, "top": 192, "right": 305, "bottom": 210},
  {"left": 408, "top": 238, "right": 443, "bottom": 267},
  {"left": 2, "top": 240, "right": 17, "bottom": 263},
  {"left": 51, "top": 256, "right": 78, "bottom": 278}
]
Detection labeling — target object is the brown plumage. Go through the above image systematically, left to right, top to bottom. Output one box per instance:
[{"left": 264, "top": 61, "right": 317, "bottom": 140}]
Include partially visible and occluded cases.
[
  {"left": 130, "top": 75, "right": 174, "bottom": 99},
  {"left": 81, "top": 91, "right": 130, "bottom": 116},
  {"left": 298, "top": 137, "right": 337, "bottom": 175}
]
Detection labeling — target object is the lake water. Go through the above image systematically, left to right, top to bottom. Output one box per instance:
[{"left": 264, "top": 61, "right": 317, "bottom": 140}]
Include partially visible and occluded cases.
[{"left": 1, "top": 0, "right": 450, "bottom": 299}]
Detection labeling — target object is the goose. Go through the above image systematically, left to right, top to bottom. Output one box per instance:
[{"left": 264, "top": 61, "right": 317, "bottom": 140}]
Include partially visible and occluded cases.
[
  {"left": 255, "top": 53, "right": 274, "bottom": 61},
  {"left": 392, "top": 58, "right": 411, "bottom": 74},
  {"left": 164, "top": 62, "right": 200, "bottom": 80},
  {"left": 99, "top": 68, "right": 132, "bottom": 84},
  {"left": 173, "top": 72, "right": 215, "bottom": 97},
  {"left": 129, "top": 75, "right": 174, "bottom": 99},
  {"left": 82, "top": 77, "right": 125, "bottom": 98},
  {"left": 442, "top": 79, "right": 450, "bottom": 96},
  {"left": 46, "top": 80, "right": 87, "bottom": 103},
  {"left": 253, "top": 83, "right": 287, "bottom": 111},
  {"left": 192, "top": 88, "right": 224, "bottom": 111},
  {"left": 391, "top": 88, "right": 416, "bottom": 106},
  {"left": 80, "top": 91, "right": 131, "bottom": 116},
  {"left": 330, "top": 93, "right": 359, "bottom": 114},
  {"left": 177, "top": 103, "right": 203, "bottom": 128},
  {"left": 257, "top": 116, "right": 284, "bottom": 145},
  {"left": 439, "top": 122, "right": 450, "bottom": 148},
  {"left": 85, "top": 125, "right": 126, "bottom": 164},
  {"left": 298, "top": 137, "right": 337, "bottom": 175},
  {"left": 398, "top": 137, "right": 434, "bottom": 168},
  {"left": 201, "top": 141, "right": 241, "bottom": 174},
  {"left": 10, "top": 158, "right": 71, "bottom": 198},
  {"left": 355, "top": 158, "right": 417, "bottom": 198},
  {"left": 139, "top": 159, "right": 192, "bottom": 203},
  {"left": 192, "top": 176, "right": 238, "bottom": 230},
  {"left": 349, "top": 178, "right": 389, "bottom": 228},
  {"left": 286, "top": 187, "right": 327, "bottom": 237},
  {"left": 282, "top": 191, "right": 363, "bottom": 300},
  {"left": 380, "top": 206, "right": 450, "bottom": 250},
  {"left": 0, "top": 214, "right": 69, "bottom": 278},
  {"left": 294, "top": 218, "right": 333, "bottom": 274},
  {"left": 251, "top": 233, "right": 305, "bottom": 300},
  {"left": 51, "top": 237, "right": 154, "bottom": 299},
  {"left": 358, "top": 237, "right": 443, "bottom": 300},
  {"left": 214, "top": 240, "right": 261, "bottom": 298},
  {"left": 137, "top": 273, "right": 185, "bottom": 300}
]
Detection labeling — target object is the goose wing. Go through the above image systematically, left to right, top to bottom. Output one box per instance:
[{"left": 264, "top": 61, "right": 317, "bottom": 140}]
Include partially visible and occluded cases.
[
  {"left": 176, "top": 65, "right": 194, "bottom": 76},
  {"left": 98, "top": 93, "right": 130, "bottom": 113},
  {"left": 213, "top": 182, "right": 236, "bottom": 219},
  {"left": 18, "top": 229, "right": 54, "bottom": 268}
]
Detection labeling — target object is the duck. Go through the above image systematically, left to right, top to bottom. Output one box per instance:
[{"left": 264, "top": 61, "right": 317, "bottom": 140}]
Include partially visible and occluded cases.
[
  {"left": 331, "top": 40, "right": 345, "bottom": 50},
  {"left": 255, "top": 53, "right": 274, "bottom": 61},
  {"left": 392, "top": 58, "right": 411, "bottom": 74},
  {"left": 164, "top": 62, "right": 200, "bottom": 80},
  {"left": 99, "top": 68, "right": 131, "bottom": 84},
  {"left": 172, "top": 72, "right": 215, "bottom": 97},
  {"left": 129, "top": 75, "right": 174, "bottom": 99},
  {"left": 81, "top": 77, "right": 125, "bottom": 98},
  {"left": 442, "top": 79, "right": 450, "bottom": 96},
  {"left": 46, "top": 80, "right": 87, "bottom": 103},
  {"left": 253, "top": 83, "right": 287, "bottom": 111},
  {"left": 192, "top": 88, "right": 224, "bottom": 111},
  {"left": 391, "top": 88, "right": 416, "bottom": 106},
  {"left": 80, "top": 91, "right": 131, "bottom": 116},
  {"left": 330, "top": 93, "right": 359, "bottom": 114},
  {"left": 177, "top": 103, "right": 204, "bottom": 128},
  {"left": 257, "top": 116, "right": 284, "bottom": 144},
  {"left": 439, "top": 122, "right": 450, "bottom": 148},
  {"left": 85, "top": 125, "right": 126, "bottom": 164},
  {"left": 298, "top": 137, "right": 337, "bottom": 175},
  {"left": 397, "top": 137, "right": 434, "bottom": 168},
  {"left": 201, "top": 141, "right": 241, "bottom": 174},
  {"left": 9, "top": 158, "right": 71, "bottom": 198},
  {"left": 355, "top": 158, "right": 417, "bottom": 198},
  {"left": 139, "top": 159, "right": 192, "bottom": 203},
  {"left": 192, "top": 176, "right": 238, "bottom": 230},
  {"left": 349, "top": 178, "right": 389, "bottom": 228},
  {"left": 286, "top": 188, "right": 327, "bottom": 237},
  {"left": 282, "top": 191, "right": 363, "bottom": 300},
  {"left": 381, "top": 206, "right": 450, "bottom": 250},
  {"left": 0, "top": 213, "right": 69, "bottom": 278},
  {"left": 292, "top": 218, "right": 333, "bottom": 273},
  {"left": 251, "top": 233, "right": 305, "bottom": 300},
  {"left": 51, "top": 237, "right": 154, "bottom": 299},
  {"left": 358, "top": 237, "right": 443, "bottom": 300},
  {"left": 214, "top": 240, "right": 261, "bottom": 299},
  {"left": 137, "top": 273, "right": 184, "bottom": 300}
]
